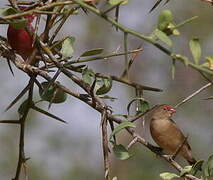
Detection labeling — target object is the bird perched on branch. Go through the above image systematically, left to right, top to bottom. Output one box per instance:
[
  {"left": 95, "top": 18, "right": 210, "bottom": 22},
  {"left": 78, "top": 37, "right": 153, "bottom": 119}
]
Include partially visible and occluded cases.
[
  {"left": 7, "top": 7, "right": 36, "bottom": 60},
  {"left": 150, "top": 104, "right": 197, "bottom": 165}
]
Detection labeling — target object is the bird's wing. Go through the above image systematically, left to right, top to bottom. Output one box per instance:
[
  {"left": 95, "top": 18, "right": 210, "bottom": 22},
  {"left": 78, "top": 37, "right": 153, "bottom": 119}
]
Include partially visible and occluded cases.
[{"left": 170, "top": 118, "right": 192, "bottom": 150}]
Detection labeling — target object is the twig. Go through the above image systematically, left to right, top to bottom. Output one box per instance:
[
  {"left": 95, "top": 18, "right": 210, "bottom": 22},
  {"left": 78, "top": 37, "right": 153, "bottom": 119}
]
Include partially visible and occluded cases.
[
  {"left": 123, "top": 32, "right": 129, "bottom": 79},
  {"left": 13, "top": 79, "right": 34, "bottom": 180},
  {"left": 175, "top": 82, "right": 212, "bottom": 108},
  {"left": 101, "top": 108, "right": 110, "bottom": 180},
  {"left": 0, "top": 120, "right": 20, "bottom": 124},
  {"left": 127, "top": 136, "right": 138, "bottom": 150}
]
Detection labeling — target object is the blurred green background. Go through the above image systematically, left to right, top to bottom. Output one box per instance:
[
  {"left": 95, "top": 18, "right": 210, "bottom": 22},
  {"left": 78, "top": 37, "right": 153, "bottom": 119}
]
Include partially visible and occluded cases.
[{"left": 0, "top": 0, "right": 212, "bottom": 179}]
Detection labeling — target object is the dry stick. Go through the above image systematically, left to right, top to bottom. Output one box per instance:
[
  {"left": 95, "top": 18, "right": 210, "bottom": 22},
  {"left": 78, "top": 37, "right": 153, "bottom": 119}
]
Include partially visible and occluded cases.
[
  {"left": 49, "top": 7, "right": 76, "bottom": 44},
  {"left": 123, "top": 32, "right": 129, "bottom": 79},
  {"left": 96, "top": 73, "right": 162, "bottom": 92},
  {"left": 13, "top": 79, "right": 34, "bottom": 180},
  {"left": 175, "top": 82, "right": 212, "bottom": 108},
  {"left": 101, "top": 108, "right": 110, "bottom": 180},
  {"left": 0, "top": 120, "right": 19, "bottom": 124},
  {"left": 127, "top": 136, "right": 138, "bottom": 150}
]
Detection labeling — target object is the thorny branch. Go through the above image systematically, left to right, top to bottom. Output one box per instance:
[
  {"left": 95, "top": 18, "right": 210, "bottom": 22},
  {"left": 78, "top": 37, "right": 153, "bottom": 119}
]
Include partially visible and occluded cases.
[{"left": 0, "top": 0, "right": 212, "bottom": 180}]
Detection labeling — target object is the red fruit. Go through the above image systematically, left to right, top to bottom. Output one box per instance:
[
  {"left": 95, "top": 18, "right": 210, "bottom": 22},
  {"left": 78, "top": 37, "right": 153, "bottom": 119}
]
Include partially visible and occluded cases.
[{"left": 7, "top": 12, "right": 35, "bottom": 60}]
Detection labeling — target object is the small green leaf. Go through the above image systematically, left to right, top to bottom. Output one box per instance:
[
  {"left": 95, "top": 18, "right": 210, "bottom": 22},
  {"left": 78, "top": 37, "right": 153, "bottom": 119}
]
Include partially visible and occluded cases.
[
  {"left": 108, "top": 0, "right": 128, "bottom": 5},
  {"left": 0, "top": 7, "right": 18, "bottom": 17},
  {"left": 0, "top": 7, "right": 27, "bottom": 29},
  {"left": 158, "top": 10, "right": 173, "bottom": 31},
  {"left": 9, "top": 18, "right": 27, "bottom": 29},
  {"left": 154, "top": 29, "right": 172, "bottom": 47},
  {"left": 61, "top": 36, "right": 75, "bottom": 58},
  {"left": 189, "top": 38, "right": 201, "bottom": 64},
  {"left": 81, "top": 48, "right": 104, "bottom": 57},
  {"left": 175, "top": 54, "right": 189, "bottom": 66},
  {"left": 205, "top": 56, "right": 213, "bottom": 70},
  {"left": 82, "top": 68, "right": 95, "bottom": 85},
  {"left": 96, "top": 78, "right": 112, "bottom": 95},
  {"left": 39, "top": 82, "right": 67, "bottom": 104},
  {"left": 18, "top": 99, "right": 34, "bottom": 116},
  {"left": 137, "top": 100, "right": 150, "bottom": 114},
  {"left": 109, "top": 121, "right": 135, "bottom": 142},
  {"left": 113, "top": 144, "right": 130, "bottom": 160},
  {"left": 203, "top": 154, "right": 213, "bottom": 178},
  {"left": 208, "top": 155, "right": 213, "bottom": 176},
  {"left": 191, "top": 160, "right": 203, "bottom": 175},
  {"left": 180, "top": 165, "right": 192, "bottom": 177},
  {"left": 159, "top": 172, "right": 179, "bottom": 180}
]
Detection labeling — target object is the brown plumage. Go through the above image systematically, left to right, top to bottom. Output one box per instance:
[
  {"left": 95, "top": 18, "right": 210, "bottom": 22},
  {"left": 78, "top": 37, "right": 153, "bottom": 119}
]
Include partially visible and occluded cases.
[{"left": 150, "top": 104, "right": 196, "bottom": 165}]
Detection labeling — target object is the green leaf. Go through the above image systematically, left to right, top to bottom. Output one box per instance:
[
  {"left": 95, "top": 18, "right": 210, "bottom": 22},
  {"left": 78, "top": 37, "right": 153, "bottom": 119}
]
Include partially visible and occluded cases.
[
  {"left": 108, "top": 0, "right": 128, "bottom": 5},
  {"left": 0, "top": 7, "right": 18, "bottom": 17},
  {"left": 0, "top": 7, "right": 27, "bottom": 29},
  {"left": 158, "top": 10, "right": 173, "bottom": 31},
  {"left": 9, "top": 18, "right": 27, "bottom": 29},
  {"left": 154, "top": 29, "right": 172, "bottom": 47},
  {"left": 61, "top": 36, "right": 75, "bottom": 58},
  {"left": 189, "top": 38, "right": 201, "bottom": 64},
  {"left": 81, "top": 48, "right": 104, "bottom": 57},
  {"left": 175, "top": 54, "right": 189, "bottom": 66},
  {"left": 205, "top": 56, "right": 213, "bottom": 70},
  {"left": 82, "top": 68, "right": 95, "bottom": 85},
  {"left": 96, "top": 78, "right": 112, "bottom": 95},
  {"left": 39, "top": 82, "right": 67, "bottom": 104},
  {"left": 127, "top": 98, "right": 149, "bottom": 115},
  {"left": 18, "top": 99, "right": 34, "bottom": 116},
  {"left": 137, "top": 100, "right": 150, "bottom": 114},
  {"left": 109, "top": 121, "right": 135, "bottom": 142},
  {"left": 113, "top": 144, "right": 130, "bottom": 160},
  {"left": 203, "top": 154, "right": 213, "bottom": 178},
  {"left": 208, "top": 155, "right": 213, "bottom": 176},
  {"left": 191, "top": 160, "right": 203, "bottom": 175},
  {"left": 180, "top": 165, "right": 192, "bottom": 177},
  {"left": 159, "top": 172, "right": 179, "bottom": 180}
]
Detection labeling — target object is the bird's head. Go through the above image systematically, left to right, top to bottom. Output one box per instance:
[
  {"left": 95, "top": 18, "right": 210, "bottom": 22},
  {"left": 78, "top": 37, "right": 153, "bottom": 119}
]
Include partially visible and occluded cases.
[{"left": 152, "top": 104, "right": 176, "bottom": 119}]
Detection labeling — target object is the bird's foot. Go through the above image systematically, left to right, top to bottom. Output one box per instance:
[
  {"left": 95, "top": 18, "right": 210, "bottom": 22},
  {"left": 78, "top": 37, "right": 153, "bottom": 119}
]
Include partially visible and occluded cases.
[{"left": 162, "top": 155, "right": 175, "bottom": 161}]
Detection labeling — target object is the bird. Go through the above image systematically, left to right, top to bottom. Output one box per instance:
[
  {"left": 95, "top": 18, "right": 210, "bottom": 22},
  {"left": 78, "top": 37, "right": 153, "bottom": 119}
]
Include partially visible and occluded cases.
[
  {"left": 7, "top": 8, "right": 35, "bottom": 60},
  {"left": 150, "top": 104, "right": 197, "bottom": 165}
]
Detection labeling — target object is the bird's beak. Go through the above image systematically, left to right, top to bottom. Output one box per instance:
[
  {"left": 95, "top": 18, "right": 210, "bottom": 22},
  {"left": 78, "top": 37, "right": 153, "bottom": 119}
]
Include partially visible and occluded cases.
[{"left": 169, "top": 108, "right": 176, "bottom": 113}]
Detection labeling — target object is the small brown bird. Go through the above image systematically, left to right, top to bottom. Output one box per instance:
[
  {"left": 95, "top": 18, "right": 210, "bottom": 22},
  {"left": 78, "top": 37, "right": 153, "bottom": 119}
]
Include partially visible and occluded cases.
[{"left": 150, "top": 104, "right": 196, "bottom": 165}]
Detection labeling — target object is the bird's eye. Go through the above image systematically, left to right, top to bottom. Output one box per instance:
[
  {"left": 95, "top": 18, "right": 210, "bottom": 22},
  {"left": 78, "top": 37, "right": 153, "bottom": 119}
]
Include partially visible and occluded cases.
[{"left": 163, "top": 107, "right": 167, "bottom": 110}]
